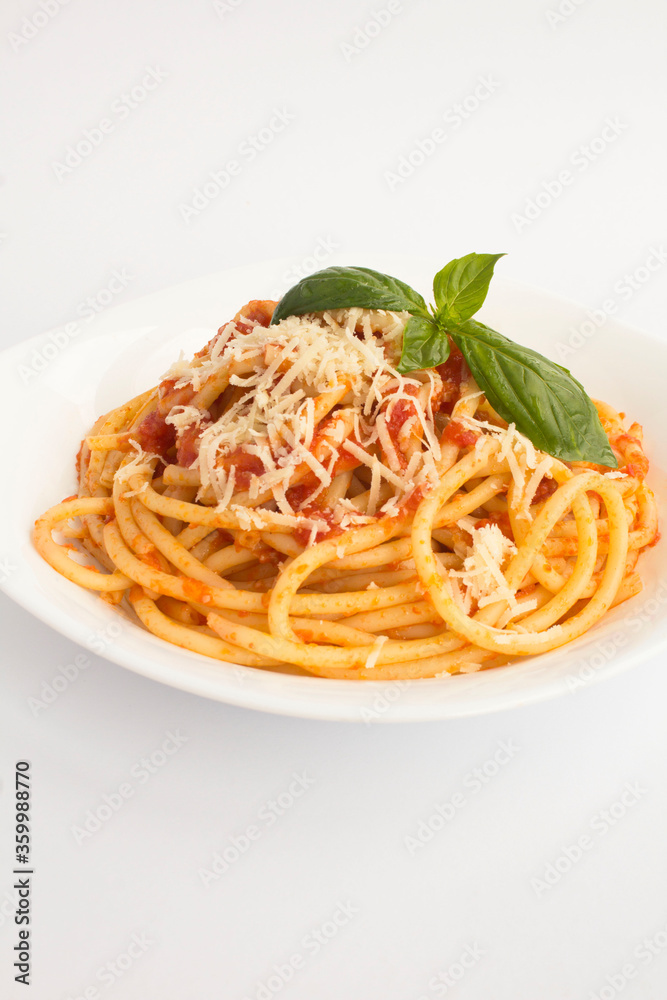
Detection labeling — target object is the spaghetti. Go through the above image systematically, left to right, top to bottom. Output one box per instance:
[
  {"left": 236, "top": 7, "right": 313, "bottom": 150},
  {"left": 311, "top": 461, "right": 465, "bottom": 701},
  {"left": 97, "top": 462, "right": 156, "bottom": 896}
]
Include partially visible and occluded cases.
[{"left": 34, "top": 299, "right": 659, "bottom": 679}]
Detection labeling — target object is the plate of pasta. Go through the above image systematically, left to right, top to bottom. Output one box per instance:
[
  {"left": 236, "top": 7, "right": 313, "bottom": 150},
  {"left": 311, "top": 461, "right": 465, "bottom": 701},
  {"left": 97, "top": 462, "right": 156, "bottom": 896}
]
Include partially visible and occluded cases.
[{"left": 1, "top": 253, "right": 666, "bottom": 720}]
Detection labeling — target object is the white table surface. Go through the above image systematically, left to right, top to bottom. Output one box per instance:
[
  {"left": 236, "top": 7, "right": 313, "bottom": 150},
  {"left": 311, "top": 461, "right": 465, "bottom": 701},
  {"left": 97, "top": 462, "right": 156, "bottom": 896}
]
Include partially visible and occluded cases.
[{"left": 2, "top": 1, "right": 667, "bottom": 997}]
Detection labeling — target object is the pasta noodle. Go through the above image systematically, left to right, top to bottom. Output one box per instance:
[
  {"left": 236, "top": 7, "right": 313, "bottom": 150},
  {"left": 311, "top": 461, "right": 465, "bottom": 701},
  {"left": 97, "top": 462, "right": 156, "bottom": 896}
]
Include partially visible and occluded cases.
[{"left": 34, "top": 298, "right": 659, "bottom": 679}]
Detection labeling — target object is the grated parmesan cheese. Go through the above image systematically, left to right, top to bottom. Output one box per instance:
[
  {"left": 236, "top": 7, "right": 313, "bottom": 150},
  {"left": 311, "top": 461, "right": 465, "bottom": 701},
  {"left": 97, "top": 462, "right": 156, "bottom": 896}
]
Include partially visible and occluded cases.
[
  {"left": 156, "top": 309, "right": 465, "bottom": 534},
  {"left": 165, "top": 405, "right": 205, "bottom": 434},
  {"left": 459, "top": 415, "right": 549, "bottom": 513},
  {"left": 115, "top": 439, "right": 157, "bottom": 493},
  {"left": 521, "top": 456, "right": 554, "bottom": 513},
  {"left": 449, "top": 522, "right": 518, "bottom": 611},
  {"left": 364, "top": 634, "right": 388, "bottom": 670}
]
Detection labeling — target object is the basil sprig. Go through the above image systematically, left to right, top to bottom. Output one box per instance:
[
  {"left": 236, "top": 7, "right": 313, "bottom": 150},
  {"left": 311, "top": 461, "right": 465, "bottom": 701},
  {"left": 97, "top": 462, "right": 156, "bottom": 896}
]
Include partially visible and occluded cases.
[
  {"left": 433, "top": 252, "right": 506, "bottom": 322},
  {"left": 270, "top": 254, "right": 618, "bottom": 466},
  {"left": 270, "top": 266, "right": 428, "bottom": 323},
  {"left": 396, "top": 315, "right": 445, "bottom": 371},
  {"left": 447, "top": 319, "right": 616, "bottom": 464}
]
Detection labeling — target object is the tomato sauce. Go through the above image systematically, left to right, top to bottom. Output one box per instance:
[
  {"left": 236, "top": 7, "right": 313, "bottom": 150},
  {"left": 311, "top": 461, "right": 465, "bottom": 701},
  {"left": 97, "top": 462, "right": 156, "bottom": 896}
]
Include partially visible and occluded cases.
[
  {"left": 235, "top": 299, "right": 276, "bottom": 330},
  {"left": 195, "top": 300, "right": 277, "bottom": 359},
  {"left": 436, "top": 345, "right": 471, "bottom": 414},
  {"left": 133, "top": 374, "right": 202, "bottom": 462},
  {"left": 157, "top": 378, "right": 196, "bottom": 414},
  {"left": 379, "top": 386, "right": 421, "bottom": 469},
  {"left": 386, "top": 396, "right": 418, "bottom": 438},
  {"left": 385, "top": 398, "right": 417, "bottom": 459},
  {"left": 135, "top": 410, "right": 176, "bottom": 459},
  {"left": 176, "top": 419, "right": 210, "bottom": 468},
  {"left": 442, "top": 420, "right": 478, "bottom": 449},
  {"left": 616, "top": 434, "right": 649, "bottom": 480},
  {"left": 222, "top": 449, "right": 266, "bottom": 489},
  {"left": 626, "top": 462, "right": 648, "bottom": 480},
  {"left": 532, "top": 476, "right": 558, "bottom": 503},
  {"left": 285, "top": 482, "right": 317, "bottom": 509},
  {"left": 401, "top": 485, "right": 428, "bottom": 513},
  {"left": 293, "top": 507, "right": 341, "bottom": 546},
  {"left": 143, "top": 549, "right": 163, "bottom": 572},
  {"left": 181, "top": 578, "right": 212, "bottom": 603}
]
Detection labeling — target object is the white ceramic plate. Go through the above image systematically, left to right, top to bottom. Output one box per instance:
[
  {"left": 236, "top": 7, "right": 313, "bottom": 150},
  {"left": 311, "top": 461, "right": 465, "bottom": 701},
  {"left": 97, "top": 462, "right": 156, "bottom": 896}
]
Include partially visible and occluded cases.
[{"left": 2, "top": 255, "right": 666, "bottom": 721}]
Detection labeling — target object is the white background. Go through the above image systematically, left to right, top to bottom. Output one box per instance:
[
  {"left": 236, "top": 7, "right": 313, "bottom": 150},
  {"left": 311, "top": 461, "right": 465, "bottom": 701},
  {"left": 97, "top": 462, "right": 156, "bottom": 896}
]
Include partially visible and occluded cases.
[{"left": 2, "top": 1, "right": 667, "bottom": 997}]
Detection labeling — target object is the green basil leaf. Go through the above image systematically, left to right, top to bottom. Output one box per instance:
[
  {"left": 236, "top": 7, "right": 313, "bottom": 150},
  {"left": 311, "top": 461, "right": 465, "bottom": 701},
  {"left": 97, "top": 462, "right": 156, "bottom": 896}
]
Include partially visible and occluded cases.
[
  {"left": 433, "top": 252, "right": 506, "bottom": 322},
  {"left": 271, "top": 266, "right": 428, "bottom": 324},
  {"left": 397, "top": 316, "right": 449, "bottom": 373},
  {"left": 449, "top": 319, "right": 618, "bottom": 467}
]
